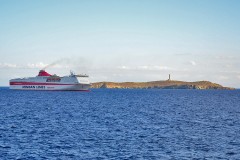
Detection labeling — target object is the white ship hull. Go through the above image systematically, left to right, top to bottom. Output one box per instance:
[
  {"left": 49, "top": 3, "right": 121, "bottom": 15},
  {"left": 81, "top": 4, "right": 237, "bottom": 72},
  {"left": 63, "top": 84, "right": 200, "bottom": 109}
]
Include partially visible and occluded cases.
[
  {"left": 9, "top": 70, "right": 91, "bottom": 91},
  {"left": 10, "top": 83, "right": 90, "bottom": 91}
]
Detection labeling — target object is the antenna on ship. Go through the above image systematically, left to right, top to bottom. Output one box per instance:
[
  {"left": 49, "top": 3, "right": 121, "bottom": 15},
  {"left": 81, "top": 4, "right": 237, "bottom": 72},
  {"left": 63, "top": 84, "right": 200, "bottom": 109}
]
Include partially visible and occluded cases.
[{"left": 70, "top": 70, "right": 75, "bottom": 76}]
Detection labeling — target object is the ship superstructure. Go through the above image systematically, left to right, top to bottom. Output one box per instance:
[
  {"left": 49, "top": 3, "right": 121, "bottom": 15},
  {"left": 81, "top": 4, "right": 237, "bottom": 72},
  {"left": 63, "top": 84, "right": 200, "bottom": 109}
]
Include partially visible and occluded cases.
[{"left": 9, "top": 70, "right": 90, "bottom": 91}]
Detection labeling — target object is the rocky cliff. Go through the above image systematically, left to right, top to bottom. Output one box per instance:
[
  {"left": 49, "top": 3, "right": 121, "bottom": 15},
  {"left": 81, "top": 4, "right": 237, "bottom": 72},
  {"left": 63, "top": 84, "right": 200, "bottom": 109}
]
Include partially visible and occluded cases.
[{"left": 91, "top": 80, "right": 234, "bottom": 90}]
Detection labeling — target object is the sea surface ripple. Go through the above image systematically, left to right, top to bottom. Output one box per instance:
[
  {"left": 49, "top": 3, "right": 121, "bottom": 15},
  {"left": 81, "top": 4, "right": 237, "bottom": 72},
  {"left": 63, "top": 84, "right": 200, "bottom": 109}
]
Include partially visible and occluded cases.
[{"left": 0, "top": 88, "right": 240, "bottom": 159}]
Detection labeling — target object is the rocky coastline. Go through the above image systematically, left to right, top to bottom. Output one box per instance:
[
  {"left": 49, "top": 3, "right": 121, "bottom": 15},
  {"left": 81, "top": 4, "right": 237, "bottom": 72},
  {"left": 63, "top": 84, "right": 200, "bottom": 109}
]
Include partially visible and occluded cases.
[{"left": 91, "top": 80, "right": 234, "bottom": 90}]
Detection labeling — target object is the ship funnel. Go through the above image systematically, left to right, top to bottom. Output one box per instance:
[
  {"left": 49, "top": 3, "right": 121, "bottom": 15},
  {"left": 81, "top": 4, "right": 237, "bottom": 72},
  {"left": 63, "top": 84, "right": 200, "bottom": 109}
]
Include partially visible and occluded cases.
[{"left": 38, "top": 70, "right": 52, "bottom": 76}]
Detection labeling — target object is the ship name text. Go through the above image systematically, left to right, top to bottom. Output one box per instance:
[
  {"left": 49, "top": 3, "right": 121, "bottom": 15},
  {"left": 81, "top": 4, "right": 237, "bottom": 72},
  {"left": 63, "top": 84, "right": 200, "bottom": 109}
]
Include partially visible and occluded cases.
[{"left": 22, "top": 86, "right": 45, "bottom": 89}]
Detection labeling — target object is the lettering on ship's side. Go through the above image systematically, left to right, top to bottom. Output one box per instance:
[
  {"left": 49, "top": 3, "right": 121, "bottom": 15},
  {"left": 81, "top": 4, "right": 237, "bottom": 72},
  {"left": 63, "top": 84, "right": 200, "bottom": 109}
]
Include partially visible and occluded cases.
[{"left": 22, "top": 86, "right": 45, "bottom": 89}]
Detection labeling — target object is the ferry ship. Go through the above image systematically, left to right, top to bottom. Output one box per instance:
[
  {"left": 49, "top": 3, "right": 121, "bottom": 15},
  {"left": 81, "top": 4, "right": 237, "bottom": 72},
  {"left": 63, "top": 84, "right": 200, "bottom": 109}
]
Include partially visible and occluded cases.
[{"left": 9, "top": 70, "right": 90, "bottom": 91}]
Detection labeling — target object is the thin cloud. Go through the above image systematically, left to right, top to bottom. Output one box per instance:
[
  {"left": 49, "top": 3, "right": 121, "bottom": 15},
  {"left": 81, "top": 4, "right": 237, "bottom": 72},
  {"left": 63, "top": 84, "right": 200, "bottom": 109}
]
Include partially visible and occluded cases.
[
  {"left": 174, "top": 53, "right": 192, "bottom": 56},
  {"left": 215, "top": 56, "right": 235, "bottom": 60},
  {"left": 189, "top": 60, "right": 197, "bottom": 66},
  {"left": 0, "top": 62, "right": 69, "bottom": 69},
  {"left": 27, "top": 62, "right": 48, "bottom": 69},
  {"left": 0, "top": 63, "right": 17, "bottom": 69},
  {"left": 117, "top": 65, "right": 175, "bottom": 71},
  {"left": 117, "top": 65, "right": 130, "bottom": 70},
  {"left": 136, "top": 65, "right": 174, "bottom": 71},
  {"left": 220, "top": 71, "right": 240, "bottom": 74},
  {"left": 218, "top": 76, "right": 229, "bottom": 80}
]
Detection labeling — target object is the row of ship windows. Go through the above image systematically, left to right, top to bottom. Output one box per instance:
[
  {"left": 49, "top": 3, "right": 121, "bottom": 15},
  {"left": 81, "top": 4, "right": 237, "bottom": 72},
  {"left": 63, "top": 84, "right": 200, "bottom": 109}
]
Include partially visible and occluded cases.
[{"left": 46, "top": 79, "right": 61, "bottom": 82}]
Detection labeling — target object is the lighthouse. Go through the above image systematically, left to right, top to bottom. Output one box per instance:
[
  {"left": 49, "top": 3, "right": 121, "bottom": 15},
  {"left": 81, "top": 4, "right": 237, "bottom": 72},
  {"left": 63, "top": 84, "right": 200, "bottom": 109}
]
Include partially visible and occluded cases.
[{"left": 168, "top": 74, "right": 171, "bottom": 81}]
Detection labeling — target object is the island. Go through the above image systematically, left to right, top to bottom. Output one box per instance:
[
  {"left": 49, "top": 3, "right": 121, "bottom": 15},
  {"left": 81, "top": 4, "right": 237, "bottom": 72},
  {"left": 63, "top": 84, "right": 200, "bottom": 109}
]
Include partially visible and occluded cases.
[{"left": 91, "top": 80, "right": 234, "bottom": 90}]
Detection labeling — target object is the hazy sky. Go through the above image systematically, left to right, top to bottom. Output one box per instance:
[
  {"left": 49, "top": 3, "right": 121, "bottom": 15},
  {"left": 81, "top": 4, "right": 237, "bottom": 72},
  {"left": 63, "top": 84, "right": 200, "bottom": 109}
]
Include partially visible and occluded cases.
[{"left": 0, "top": 0, "right": 240, "bottom": 87}]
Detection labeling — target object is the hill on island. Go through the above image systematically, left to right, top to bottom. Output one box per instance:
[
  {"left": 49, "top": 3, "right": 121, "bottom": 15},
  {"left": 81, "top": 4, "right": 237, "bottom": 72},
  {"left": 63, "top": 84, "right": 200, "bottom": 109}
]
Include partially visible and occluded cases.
[{"left": 91, "top": 80, "right": 234, "bottom": 90}]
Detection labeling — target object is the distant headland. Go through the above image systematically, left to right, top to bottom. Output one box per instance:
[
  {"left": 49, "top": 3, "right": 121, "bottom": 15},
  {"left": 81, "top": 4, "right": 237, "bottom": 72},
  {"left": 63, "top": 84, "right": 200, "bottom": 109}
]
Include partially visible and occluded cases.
[{"left": 91, "top": 75, "right": 234, "bottom": 90}]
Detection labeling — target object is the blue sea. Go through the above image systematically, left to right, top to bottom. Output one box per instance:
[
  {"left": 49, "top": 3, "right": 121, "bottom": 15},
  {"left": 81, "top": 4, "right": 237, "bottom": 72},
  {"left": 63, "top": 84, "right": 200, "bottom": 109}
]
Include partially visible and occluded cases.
[{"left": 0, "top": 88, "right": 240, "bottom": 159}]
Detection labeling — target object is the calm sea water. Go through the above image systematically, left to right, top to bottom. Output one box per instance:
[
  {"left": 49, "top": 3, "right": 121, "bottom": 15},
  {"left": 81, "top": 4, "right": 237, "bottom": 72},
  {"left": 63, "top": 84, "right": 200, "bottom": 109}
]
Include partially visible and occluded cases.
[{"left": 0, "top": 88, "right": 240, "bottom": 159}]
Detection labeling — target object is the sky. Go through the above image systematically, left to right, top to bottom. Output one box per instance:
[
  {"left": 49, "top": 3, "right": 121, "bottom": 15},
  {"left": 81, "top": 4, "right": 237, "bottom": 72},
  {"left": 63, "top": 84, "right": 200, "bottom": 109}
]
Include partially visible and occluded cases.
[{"left": 0, "top": 0, "right": 240, "bottom": 87}]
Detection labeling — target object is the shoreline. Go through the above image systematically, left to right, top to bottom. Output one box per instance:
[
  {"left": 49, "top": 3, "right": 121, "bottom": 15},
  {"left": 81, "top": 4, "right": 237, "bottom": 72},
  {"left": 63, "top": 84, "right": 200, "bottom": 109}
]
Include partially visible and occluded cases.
[{"left": 91, "top": 80, "right": 235, "bottom": 90}]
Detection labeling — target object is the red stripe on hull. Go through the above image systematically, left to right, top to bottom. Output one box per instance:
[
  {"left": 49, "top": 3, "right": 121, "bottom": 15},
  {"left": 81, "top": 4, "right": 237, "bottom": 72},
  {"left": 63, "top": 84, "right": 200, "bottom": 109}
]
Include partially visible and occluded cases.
[
  {"left": 10, "top": 82, "right": 76, "bottom": 85},
  {"left": 12, "top": 89, "right": 90, "bottom": 92}
]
